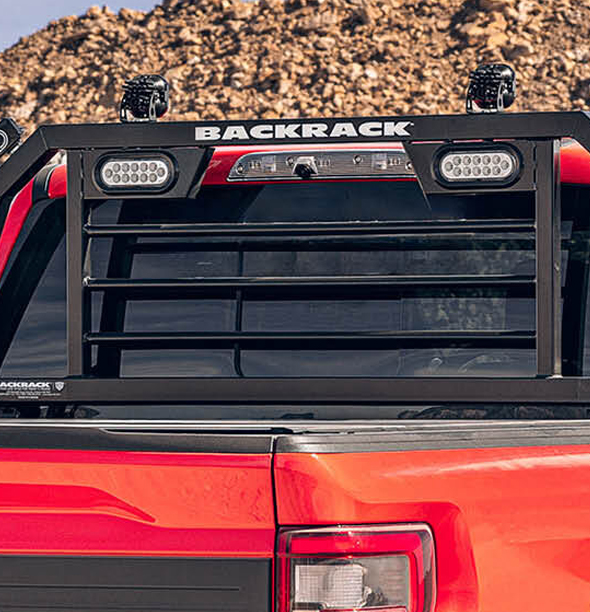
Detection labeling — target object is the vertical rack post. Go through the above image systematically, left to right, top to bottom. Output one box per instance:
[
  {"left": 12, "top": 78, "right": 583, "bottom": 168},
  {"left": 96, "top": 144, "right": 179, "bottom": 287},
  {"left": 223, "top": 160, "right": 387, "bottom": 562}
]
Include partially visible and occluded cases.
[
  {"left": 535, "top": 139, "right": 562, "bottom": 377},
  {"left": 66, "top": 150, "right": 90, "bottom": 376},
  {"left": 233, "top": 250, "right": 245, "bottom": 377}
]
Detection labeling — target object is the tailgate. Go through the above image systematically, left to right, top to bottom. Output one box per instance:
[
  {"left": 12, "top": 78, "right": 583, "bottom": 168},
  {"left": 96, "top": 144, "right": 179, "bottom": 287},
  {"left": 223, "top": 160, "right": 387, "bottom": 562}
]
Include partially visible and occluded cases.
[
  {"left": 274, "top": 422, "right": 590, "bottom": 612},
  {"left": 0, "top": 425, "right": 275, "bottom": 612}
]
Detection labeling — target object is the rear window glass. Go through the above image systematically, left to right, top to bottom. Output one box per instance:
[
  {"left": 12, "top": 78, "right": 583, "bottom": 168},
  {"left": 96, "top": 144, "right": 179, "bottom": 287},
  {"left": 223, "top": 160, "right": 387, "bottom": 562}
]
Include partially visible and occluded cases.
[{"left": 0, "top": 181, "right": 582, "bottom": 379}]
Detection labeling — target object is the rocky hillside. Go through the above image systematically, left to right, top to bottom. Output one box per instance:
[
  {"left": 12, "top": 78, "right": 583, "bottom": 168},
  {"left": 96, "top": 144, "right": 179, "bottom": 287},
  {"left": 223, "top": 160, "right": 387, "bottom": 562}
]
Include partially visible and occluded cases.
[{"left": 0, "top": 0, "right": 588, "bottom": 134}]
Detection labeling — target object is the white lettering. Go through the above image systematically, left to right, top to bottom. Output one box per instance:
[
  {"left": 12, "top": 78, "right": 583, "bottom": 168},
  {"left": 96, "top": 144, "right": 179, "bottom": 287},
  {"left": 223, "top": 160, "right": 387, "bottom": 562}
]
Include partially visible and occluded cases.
[
  {"left": 196, "top": 121, "right": 413, "bottom": 142},
  {"left": 358, "top": 121, "right": 383, "bottom": 137},
  {"left": 384, "top": 121, "right": 413, "bottom": 137},
  {"left": 329, "top": 122, "right": 358, "bottom": 138},
  {"left": 275, "top": 123, "right": 301, "bottom": 139},
  {"left": 302, "top": 123, "right": 329, "bottom": 138},
  {"left": 250, "top": 124, "right": 274, "bottom": 139},
  {"left": 222, "top": 125, "right": 249, "bottom": 140},
  {"left": 195, "top": 126, "right": 221, "bottom": 141},
  {"left": 0, "top": 382, "right": 51, "bottom": 390}
]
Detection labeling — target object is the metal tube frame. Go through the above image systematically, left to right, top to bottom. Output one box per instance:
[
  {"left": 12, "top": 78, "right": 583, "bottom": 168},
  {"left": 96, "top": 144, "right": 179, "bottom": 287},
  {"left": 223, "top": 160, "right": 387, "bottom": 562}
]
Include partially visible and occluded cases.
[
  {"left": 1, "top": 111, "right": 589, "bottom": 404},
  {"left": 535, "top": 140, "right": 561, "bottom": 377},
  {"left": 65, "top": 151, "right": 88, "bottom": 377}
]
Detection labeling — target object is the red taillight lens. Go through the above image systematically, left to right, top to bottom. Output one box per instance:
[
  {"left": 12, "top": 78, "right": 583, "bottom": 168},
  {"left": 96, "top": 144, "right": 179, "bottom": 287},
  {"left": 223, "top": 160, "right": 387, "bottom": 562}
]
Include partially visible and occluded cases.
[{"left": 277, "top": 525, "right": 435, "bottom": 612}]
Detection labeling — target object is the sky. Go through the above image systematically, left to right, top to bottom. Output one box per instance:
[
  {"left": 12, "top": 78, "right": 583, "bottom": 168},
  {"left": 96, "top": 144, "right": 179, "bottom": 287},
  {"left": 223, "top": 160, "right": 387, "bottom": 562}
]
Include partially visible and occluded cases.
[{"left": 0, "top": 1, "right": 159, "bottom": 50}]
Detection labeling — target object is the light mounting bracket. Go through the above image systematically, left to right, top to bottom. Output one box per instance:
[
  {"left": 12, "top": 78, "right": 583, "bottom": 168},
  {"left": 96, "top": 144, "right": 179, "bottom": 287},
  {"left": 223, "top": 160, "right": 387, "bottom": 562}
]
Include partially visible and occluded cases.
[
  {"left": 466, "top": 63, "right": 516, "bottom": 114},
  {"left": 119, "top": 74, "right": 170, "bottom": 124},
  {"left": 0, "top": 118, "right": 23, "bottom": 161}
]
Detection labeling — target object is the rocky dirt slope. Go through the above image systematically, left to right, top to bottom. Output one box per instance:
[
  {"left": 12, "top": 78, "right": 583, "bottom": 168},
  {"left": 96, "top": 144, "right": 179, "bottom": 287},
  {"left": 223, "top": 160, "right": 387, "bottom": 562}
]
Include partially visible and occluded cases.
[{"left": 0, "top": 0, "right": 588, "bottom": 134}]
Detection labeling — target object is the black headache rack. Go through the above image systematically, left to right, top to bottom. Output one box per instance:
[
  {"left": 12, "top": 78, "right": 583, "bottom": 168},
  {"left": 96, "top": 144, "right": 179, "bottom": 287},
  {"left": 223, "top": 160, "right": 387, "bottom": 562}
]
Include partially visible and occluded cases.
[{"left": 2, "top": 110, "right": 590, "bottom": 405}]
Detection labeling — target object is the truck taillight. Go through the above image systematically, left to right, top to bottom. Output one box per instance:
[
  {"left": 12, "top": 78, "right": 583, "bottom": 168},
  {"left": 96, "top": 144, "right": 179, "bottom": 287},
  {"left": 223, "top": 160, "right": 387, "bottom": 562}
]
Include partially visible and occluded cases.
[{"left": 277, "top": 525, "right": 435, "bottom": 612}]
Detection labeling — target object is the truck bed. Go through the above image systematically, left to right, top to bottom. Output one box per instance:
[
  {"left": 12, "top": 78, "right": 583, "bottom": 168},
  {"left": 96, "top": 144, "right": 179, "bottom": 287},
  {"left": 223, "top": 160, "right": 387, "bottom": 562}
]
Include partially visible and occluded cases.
[{"left": 0, "top": 420, "right": 586, "bottom": 612}]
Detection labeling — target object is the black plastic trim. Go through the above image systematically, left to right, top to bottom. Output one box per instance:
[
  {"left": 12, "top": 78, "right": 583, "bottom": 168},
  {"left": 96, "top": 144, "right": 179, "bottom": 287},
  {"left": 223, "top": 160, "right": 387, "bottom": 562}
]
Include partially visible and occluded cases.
[
  {"left": 31, "top": 164, "right": 57, "bottom": 204},
  {"left": 0, "top": 420, "right": 588, "bottom": 454},
  {"left": 276, "top": 420, "right": 590, "bottom": 453},
  {"left": 0, "top": 425, "right": 272, "bottom": 453},
  {"left": 0, "top": 556, "right": 271, "bottom": 612}
]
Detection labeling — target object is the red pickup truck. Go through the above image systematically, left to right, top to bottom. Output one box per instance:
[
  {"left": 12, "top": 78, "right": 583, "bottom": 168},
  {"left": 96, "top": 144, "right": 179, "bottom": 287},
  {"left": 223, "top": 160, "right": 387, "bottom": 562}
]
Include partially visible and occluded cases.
[{"left": 0, "top": 100, "right": 590, "bottom": 612}]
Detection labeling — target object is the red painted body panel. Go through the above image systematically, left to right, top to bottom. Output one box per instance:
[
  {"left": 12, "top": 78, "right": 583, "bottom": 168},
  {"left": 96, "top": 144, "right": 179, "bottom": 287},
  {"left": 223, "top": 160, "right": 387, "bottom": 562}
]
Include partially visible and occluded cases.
[
  {"left": 561, "top": 140, "right": 590, "bottom": 184},
  {"left": 0, "top": 163, "right": 67, "bottom": 282},
  {"left": 48, "top": 163, "right": 66, "bottom": 199},
  {"left": 0, "top": 179, "right": 34, "bottom": 281},
  {"left": 275, "top": 445, "right": 590, "bottom": 612},
  {"left": 0, "top": 449, "right": 274, "bottom": 557}
]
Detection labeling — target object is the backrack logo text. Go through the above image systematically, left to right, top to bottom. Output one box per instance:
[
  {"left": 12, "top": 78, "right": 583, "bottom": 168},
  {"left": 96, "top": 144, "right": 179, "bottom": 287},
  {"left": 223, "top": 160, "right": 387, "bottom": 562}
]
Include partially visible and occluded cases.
[
  {"left": 195, "top": 121, "right": 414, "bottom": 141},
  {"left": 0, "top": 381, "right": 64, "bottom": 395},
  {"left": 0, "top": 382, "right": 51, "bottom": 391}
]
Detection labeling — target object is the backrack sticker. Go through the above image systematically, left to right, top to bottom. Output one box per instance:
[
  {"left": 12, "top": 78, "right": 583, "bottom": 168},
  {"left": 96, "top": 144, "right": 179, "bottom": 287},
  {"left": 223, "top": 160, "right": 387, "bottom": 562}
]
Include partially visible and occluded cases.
[
  {"left": 195, "top": 120, "right": 414, "bottom": 142},
  {"left": 0, "top": 381, "right": 65, "bottom": 399}
]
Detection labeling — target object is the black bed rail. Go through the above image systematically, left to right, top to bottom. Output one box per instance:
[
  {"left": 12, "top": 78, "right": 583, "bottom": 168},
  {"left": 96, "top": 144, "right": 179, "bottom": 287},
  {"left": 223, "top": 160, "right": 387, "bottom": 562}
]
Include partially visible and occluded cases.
[{"left": 0, "top": 110, "right": 588, "bottom": 403}]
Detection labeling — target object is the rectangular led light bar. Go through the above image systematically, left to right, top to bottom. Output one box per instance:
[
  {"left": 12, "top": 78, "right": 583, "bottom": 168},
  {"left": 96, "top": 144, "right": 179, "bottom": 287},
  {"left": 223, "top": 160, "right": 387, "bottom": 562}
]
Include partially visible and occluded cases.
[{"left": 228, "top": 150, "right": 415, "bottom": 181}]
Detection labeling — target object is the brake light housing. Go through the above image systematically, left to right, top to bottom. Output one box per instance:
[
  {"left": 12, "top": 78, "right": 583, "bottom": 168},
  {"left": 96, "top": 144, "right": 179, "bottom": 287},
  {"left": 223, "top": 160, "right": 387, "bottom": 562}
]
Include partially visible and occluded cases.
[
  {"left": 227, "top": 150, "right": 414, "bottom": 181},
  {"left": 277, "top": 524, "right": 436, "bottom": 612}
]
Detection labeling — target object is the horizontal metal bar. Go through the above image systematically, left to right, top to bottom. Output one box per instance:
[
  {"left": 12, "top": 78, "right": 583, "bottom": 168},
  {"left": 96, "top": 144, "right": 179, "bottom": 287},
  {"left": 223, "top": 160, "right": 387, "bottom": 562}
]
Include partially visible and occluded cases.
[
  {"left": 2, "top": 110, "right": 590, "bottom": 212},
  {"left": 34, "top": 111, "right": 590, "bottom": 149},
  {"left": 84, "top": 220, "right": 536, "bottom": 238},
  {"left": 87, "top": 220, "right": 538, "bottom": 252},
  {"left": 125, "top": 237, "right": 536, "bottom": 254},
  {"left": 84, "top": 274, "right": 536, "bottom": 299},
  {"left": 85, "top": 330, "right": 535, "bottom": 350},
  {"left": 3, "top": 377, "right": 590, "bottom": 404}
]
